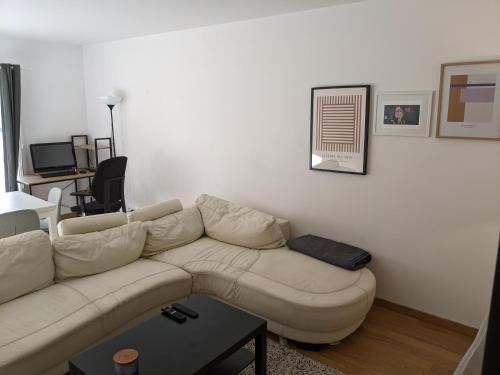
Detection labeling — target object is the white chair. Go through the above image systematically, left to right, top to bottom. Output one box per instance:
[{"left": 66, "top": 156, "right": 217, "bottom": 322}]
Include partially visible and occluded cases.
[
  {"left": 40, "top": 187, "right": 62, "bottom": 232},
  {"left": 0, "top": 210, "right": 40, "bottom": 239}
]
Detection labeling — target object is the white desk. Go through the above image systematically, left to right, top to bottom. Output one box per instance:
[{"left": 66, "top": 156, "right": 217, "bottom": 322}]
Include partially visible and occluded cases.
[{"left": 0, "top": 191, "right": 57, "bottom": 239}]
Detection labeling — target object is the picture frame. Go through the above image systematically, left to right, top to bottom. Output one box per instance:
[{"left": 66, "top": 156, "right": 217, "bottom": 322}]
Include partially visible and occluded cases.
[
  {"left": 436, "top": 60, "right": 500, "bottom": 140},
  {"left": 310, "top": 85, "right": 370, "bottom": 175},
  {"left": 373, "top": 90, "right": 433, "bottom": 137}
]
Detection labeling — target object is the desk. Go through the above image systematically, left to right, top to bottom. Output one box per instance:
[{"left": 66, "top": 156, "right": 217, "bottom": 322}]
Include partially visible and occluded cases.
[
  {"left": 17, "top": 171, "right": 95, "bottom": 195},
  {"left": 17, "top": 172, "right": 95, "bottom": 211},
  {"left": 0, "top": 191, "right": 57, "bottom": 239}
]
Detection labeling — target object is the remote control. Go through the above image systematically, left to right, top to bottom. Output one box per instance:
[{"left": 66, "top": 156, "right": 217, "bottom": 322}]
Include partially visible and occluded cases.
[
  {"left": 172, "top": 303, "right": 199, "bottom": 319},
  {"left": 161, "top": 307, "right": 186, "bottom": 323}
]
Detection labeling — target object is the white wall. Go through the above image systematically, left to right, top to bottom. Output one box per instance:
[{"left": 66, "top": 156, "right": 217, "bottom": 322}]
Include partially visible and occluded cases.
[
  {"left": 82, "top": 0, "right": 500, "bottom": 327},
  {"left": 0, "top": 35, "right": 88, "bottom": 208}
]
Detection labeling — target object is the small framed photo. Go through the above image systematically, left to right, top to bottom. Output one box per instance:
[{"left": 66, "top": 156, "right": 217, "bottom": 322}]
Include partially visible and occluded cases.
[
  {"left": 437, "top": 60, "right": 500, "bottom": 140},
  {"left": 310, "top": 85, "right": 370, "bottom": 175},
  {"left": 374, "top": 91, "right": 433, "bottom": 137}
]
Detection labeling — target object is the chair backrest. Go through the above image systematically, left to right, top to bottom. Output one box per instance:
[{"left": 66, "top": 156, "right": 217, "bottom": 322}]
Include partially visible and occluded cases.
[
  {"left": 91, "top": 156, "right": 127, "bottom": 204},
  {"left": 47, "top": 187, "right": 63, "bottom": 222},
  {"left": 0, "top": 209, "right": 40, "bottom": 239}
]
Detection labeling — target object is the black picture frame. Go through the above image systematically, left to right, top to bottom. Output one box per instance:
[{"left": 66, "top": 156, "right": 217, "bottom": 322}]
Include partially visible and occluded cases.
[{"left": 309, "top": 85, "right": 370, "bottom": 175}]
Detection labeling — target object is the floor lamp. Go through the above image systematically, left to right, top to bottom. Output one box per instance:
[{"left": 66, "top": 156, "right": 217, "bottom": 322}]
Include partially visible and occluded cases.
[{"left": 99, "top": 95, "right": 122, "bottom": 158}]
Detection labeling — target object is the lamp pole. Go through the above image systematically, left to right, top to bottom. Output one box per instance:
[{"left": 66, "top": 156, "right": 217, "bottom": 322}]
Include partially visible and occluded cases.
[
  {"left": 100, "top": 95, "right": 122, "bottom": 158},
  {"left": 108, "top": 104, "right": 117, "bottom": 158}
]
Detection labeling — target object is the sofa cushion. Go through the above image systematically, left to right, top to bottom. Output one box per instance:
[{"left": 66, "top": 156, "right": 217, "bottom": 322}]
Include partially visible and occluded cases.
[
  {"left": 195, "top": 194, "right": 285, "bottom": 249},
  {"left": 127, "top": 199, "right": 183, "bottom": 223},
  {"left": 141, "top": 207, "right": 204, "bottom": 257},
  {"left": 57, "top": 212, "right": 128, "bottom": 236},
  {"left": 276, "top": 217, "right": 291, "bottom": 241},
  {"left": 53, "top": 222, "right": 147, "bottom": 280},
  {"left": 0, "top": 230, "right": 54, "bottom": 305},
  {"left": 151, "top": 236, "right": 259, "bottom": 301},
  {"left": 233, "top": 248, "right": 376, "bottom": 333},
  {"left": 59, "top": 259, "right": 191, "bottom": 336},
  {"left": 0, "top": 283, "right": 102, "bottom": 375}
]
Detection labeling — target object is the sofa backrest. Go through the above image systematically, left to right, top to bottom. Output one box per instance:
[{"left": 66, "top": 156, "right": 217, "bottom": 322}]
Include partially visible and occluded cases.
[
  {"left": 195, "top": 194, "right": 287, "bottom": 249},
  {"left": 127, "top": 199, "right": 183, "bottom": 223},
  {"left": 140, "top": 206, "right": 204, "bottom": 257},
  {"left": 57, "top": 212, "right": 127, "bottom": 236},
  {"left": 276, "top": 217, "right": 291, "bottom": 241},
  {"left": 53, "top": 222, "right": 147, "bottom": 281},
  {"left": 0, "top": 230, "right": 54, "bottom": 304}
]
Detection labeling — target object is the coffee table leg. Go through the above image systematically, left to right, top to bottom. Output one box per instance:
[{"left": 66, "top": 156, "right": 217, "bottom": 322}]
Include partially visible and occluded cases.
[{"left": 255, "top": 330, "right": 267, "bottom": 374}]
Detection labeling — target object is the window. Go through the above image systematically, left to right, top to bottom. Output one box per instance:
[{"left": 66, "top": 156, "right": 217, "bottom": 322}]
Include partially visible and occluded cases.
[{"left": 0, "top": 104, "right": 4, "bottom": 192}]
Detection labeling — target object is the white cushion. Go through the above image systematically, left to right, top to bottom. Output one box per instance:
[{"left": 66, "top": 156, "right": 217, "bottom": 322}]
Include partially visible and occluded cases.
[
  {"left": 195, "top": 194, "right": 285, "bottom": 249},
  {"left": 127, "top": 199, "right": 183, "bottom": 223},
  {"left": 141, "top": 207, "right": 204, "bottom": 257},
  {"left": 57, "top": 212, "right": 128, "bottom": 236},
  {"left": 276, "top": 217, "right": 291, "bottom": 240},
  {"left": 53, "top": 222, "right": 147, "bottom": 280},
  {"left": 0, "top": 230, "right": 54, "bottom": 305},
  {"left": 151, "top": 236, "right": 259, "bottom": 300},
  {"left": 234, "top": 248, "right": 376, "bottom": 333},
  {"left": 59, "top": 259, "right": 192, "bottom": 339},
  {"left": 0, "top": 260, "right": 192, "bottom": 374},
  {"left": 0, "top": 284, "right": 101, "bottom": 374}
]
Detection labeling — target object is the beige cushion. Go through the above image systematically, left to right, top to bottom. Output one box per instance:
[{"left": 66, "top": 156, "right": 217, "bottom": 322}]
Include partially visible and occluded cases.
[
  {"left": 195, "top": 194, "right": 285, "bottom": 249},
  {"left": 128, "top": 199, "right": 183, "bottom": 223},
  {"left": 141, "top": 207, "right": 204, "bottom": 257},
  {"left": 57, "top": 212, "right": 127, "bottom": 236},
  {"left": 276, "top": 217, "right": 291, "bottom": 240},
  {"left": 53, "top": 222, "right": 147, "bottom": 280},
  {"left": 0, "top": 230, "right": 54, "bottom": 305},
  {"left": 151, "top": 236, "right": 259, "bottom": 301},
  {"left": 151, "top": 237, "right": 376, "bottom": 343},
  {"left": 233, "top": 248, "right": 376, "bottom": 333},
  {"left": 60, "top": 259, "right": 191, "bottom": 339},
  {"left": 0, "top": 260, "right": 192, "bottom": 374},
  {"left": 0, "top": 284, "right": 102, "bottom": 375}
]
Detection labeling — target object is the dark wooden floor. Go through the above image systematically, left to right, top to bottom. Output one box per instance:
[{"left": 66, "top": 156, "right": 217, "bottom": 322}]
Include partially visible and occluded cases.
[{"left": 287, "top": 304, "right": 474, "bottom": 375}]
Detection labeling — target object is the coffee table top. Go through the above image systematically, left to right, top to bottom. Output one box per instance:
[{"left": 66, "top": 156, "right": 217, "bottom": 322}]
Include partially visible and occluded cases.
[{"left": 69, "top": 294, "right": 266, "bottom": 375}]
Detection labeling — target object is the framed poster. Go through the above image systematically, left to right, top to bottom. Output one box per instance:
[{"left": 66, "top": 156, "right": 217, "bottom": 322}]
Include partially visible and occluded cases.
[
  {"left": 436, "top": 60, "right": 500, "bottom": 140},
  {"left": 310, "top": 85, "right": 370, "bottom": 175},
  {"left": 374, "top": 91, "right": 433, "bottom": 137}
]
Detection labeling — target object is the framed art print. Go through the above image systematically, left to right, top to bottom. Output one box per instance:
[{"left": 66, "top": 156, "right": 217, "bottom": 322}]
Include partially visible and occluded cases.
[
  {"left": 436, "top": 60, "right": 500, "bottom": 140},
  {"left": 310, "top": 85, "right": 370, "bottom": 175},
  {"left": 374, "top": 91, "right": 433, "bottom": 137}
]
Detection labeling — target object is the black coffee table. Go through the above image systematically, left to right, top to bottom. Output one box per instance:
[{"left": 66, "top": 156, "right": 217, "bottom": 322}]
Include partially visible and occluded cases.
[{"left": 69, "top": 294, "right": 267, "bottom": 374}]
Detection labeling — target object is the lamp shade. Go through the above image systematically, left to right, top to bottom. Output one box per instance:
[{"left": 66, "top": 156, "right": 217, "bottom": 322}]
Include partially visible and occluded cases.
[{"left": 99, "top": 95, "right": 122, "bottom": 106}]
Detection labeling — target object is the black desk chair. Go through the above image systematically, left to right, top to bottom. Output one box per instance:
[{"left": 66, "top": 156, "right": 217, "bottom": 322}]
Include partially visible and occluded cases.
[{"left": 71, "top": 156, "right": 127, "bottom": 215}]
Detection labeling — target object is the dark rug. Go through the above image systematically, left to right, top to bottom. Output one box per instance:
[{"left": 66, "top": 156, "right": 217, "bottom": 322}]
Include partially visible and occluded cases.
[{"left": 240, "top": 339, "right": 345, "bottom": 374}]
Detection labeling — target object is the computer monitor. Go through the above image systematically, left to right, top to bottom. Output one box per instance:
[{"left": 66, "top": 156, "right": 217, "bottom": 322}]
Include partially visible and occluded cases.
[{"left": 30, "top": 142, "right": 77, "bottom": 173}]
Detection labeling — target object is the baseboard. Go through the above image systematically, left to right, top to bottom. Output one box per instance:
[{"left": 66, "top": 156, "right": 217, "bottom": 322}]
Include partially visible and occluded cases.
[{"left": 374, "top": 298, "right": 478, "bottom": 338}]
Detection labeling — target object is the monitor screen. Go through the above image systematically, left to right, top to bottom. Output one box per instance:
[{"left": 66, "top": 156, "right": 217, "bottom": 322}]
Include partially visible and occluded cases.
[{"left": 30, "top": 142, "right": 76, "bottom": 173}]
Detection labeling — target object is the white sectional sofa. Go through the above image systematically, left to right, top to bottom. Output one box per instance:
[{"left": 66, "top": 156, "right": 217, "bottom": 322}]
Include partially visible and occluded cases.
[{"left": 0, "top": 194, "right": 376, "bottom": 374}]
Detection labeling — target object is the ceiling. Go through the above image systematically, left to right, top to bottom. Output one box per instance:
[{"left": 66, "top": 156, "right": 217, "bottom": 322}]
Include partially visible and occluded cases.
[{"left": 0, "top": 0, "right": 359, "bottom": 45}]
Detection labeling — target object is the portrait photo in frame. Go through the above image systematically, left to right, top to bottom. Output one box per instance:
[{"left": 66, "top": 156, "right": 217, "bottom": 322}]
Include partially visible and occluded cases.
[{"left": 374, "top": 91, "right": 433, "bottom": 137}]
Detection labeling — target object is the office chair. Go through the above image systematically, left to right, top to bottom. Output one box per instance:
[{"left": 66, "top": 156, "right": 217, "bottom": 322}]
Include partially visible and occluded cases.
[
  {"left": 71, "top": 156, "right": 127, "bottom": 215},
  {"left": 40, "top": 187, "right": 62, "bottom": 232},
  {"left": 0, "top": 210, "right": 40, "bottom": 239}
]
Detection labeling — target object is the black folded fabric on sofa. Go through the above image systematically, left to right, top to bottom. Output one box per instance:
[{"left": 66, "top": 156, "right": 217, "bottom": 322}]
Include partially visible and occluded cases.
[{"left": 286, "top": 234, "right": 371, "bottom": 270}]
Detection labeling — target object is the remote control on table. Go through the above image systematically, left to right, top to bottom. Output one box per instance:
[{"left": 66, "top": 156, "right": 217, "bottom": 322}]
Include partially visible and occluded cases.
[
  {"left": 172, "top": 303, "right": 199, "bottom": 319},
  {"left": 161, "top": 307, "right": 187, "bottom": 323}
]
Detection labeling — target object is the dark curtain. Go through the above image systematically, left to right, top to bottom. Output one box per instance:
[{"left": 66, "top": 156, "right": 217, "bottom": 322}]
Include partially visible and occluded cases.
[{"left": 0, "top": 64, "right": 21, "bottom": 192}]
